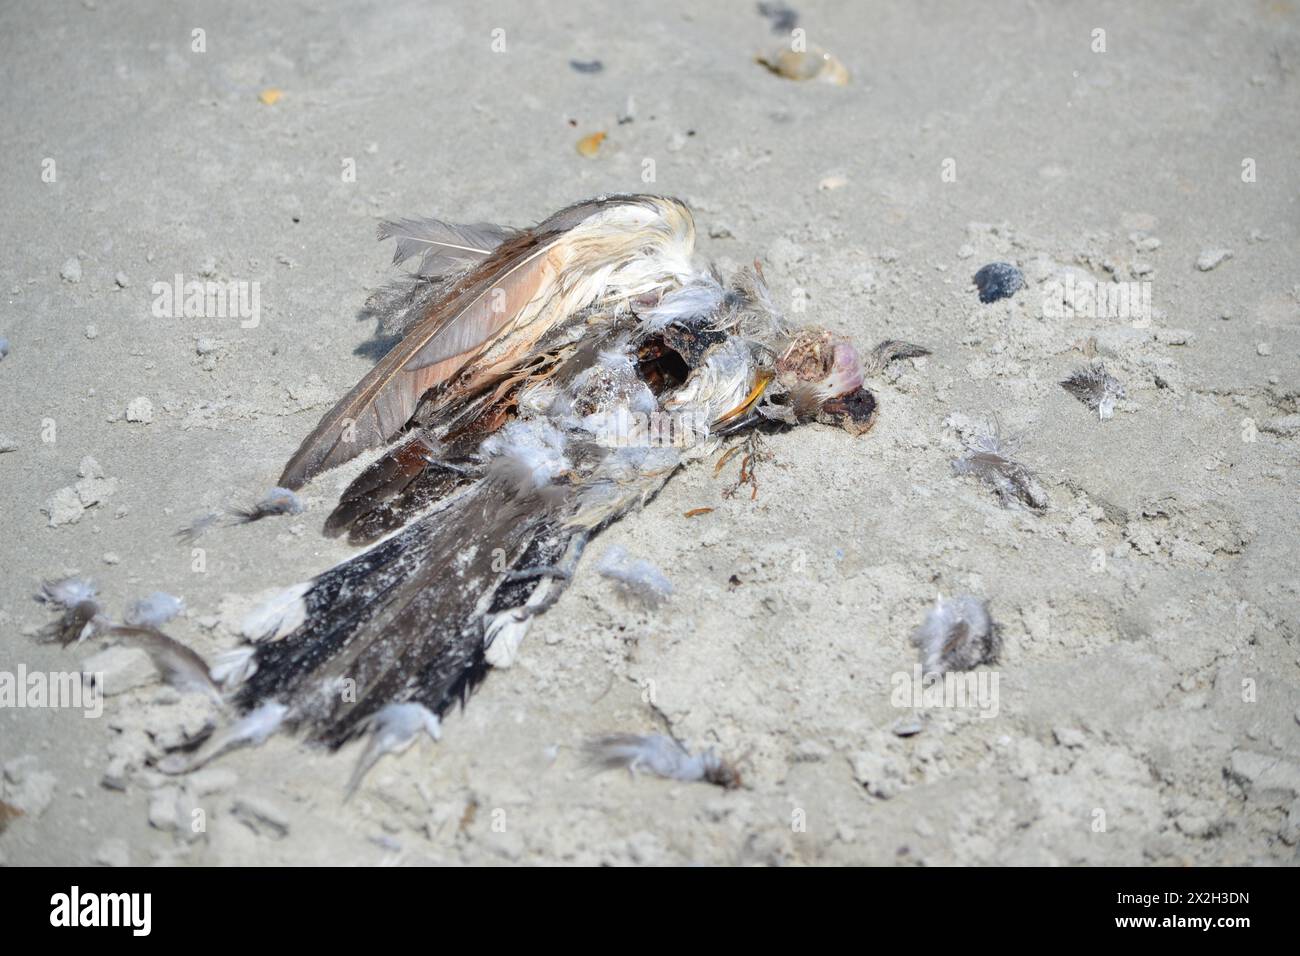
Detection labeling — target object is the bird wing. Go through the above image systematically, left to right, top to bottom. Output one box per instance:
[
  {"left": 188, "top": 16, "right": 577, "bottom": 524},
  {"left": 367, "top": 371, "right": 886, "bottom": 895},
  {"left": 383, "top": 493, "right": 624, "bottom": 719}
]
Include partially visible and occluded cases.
[
  {"left": 278, "top": 195, "right": 690, "bottom": 489},
  {"left": 278, "top": 229, "right": 566, "bottom": 488}
]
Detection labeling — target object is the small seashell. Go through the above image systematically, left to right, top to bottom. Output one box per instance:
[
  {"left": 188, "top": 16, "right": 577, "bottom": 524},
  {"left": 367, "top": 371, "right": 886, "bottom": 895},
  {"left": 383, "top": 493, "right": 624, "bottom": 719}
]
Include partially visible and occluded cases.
[
  {"left": 758, "top": 45, "right": 849, "bottom": 85},
  {"left": 575, "top": 131, "right": 606, "bottom": 157},
  {"left": 891, "top": 715, "right": 925, "bottom": 737}
]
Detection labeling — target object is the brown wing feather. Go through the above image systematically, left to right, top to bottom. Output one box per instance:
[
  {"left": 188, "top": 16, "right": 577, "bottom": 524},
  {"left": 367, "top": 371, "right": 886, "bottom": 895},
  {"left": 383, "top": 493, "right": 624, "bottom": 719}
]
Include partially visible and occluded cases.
[
  {"left": 279, "top": 195, "right": 680, "bottom": 489},
  {"left": 278, "top": 231, "right": 563, "bottom": 488}
]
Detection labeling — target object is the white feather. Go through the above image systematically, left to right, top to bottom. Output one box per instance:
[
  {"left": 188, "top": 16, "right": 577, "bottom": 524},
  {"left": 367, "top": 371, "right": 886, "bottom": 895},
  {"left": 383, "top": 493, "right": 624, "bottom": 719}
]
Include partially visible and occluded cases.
[
  {"left": 638, "top": 275, "right": 725, "bottom": 332},
  {"left": 481, "top": 419, "right": 571, "bottom": 493},
  {"left": 596, "top": 545, "right": 673, "bottom": 606},
  {"left": 40, "top": 576, "right": 98, "bottom": 608},
  {"left": 241, "top": 582, "right": 311, "bottom": 641},
  {"left": 124, "top": 592, "right": 184, "bottom": 628},
  {"left": 210, "top": 646, "right": 258, "bottom": 688},
  {"left": 157, "top": 700, "right": 288, "bottom": 774},
  {"left": 346, "top": 703, "right": 442, "bottom": 798}
]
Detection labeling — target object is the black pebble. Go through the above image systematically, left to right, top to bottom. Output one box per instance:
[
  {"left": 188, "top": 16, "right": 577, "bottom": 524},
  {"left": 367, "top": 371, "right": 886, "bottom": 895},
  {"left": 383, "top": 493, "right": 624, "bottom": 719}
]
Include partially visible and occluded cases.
[
  {"left": 757, "top": 2, "right": 799, "bottom": 33},
  {"left": 569, "top": 60, "right": 604, "bottom": 74},
  {"left": 973, "top": 262, "right": 1024, "bottom": 303}
]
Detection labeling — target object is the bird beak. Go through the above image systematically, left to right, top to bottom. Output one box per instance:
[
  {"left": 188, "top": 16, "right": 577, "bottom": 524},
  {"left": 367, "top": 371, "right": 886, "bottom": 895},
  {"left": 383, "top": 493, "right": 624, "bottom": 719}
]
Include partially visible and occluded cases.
[{"left": 712, "top": 372, "right": 772, "bottom": 429}]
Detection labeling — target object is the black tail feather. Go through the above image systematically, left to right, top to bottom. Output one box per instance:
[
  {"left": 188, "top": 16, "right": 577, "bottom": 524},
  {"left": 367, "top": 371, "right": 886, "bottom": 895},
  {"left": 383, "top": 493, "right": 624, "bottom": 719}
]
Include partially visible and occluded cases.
[{"left": 236, "top": 484, "right": 572, "bottom": 748}]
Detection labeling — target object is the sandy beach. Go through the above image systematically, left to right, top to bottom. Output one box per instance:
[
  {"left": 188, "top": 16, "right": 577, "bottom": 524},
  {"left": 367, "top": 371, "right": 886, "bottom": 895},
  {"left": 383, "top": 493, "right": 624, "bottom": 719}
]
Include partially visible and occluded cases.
[{"left": 1, "top": 0, "right": 1298, "bottom": 865}]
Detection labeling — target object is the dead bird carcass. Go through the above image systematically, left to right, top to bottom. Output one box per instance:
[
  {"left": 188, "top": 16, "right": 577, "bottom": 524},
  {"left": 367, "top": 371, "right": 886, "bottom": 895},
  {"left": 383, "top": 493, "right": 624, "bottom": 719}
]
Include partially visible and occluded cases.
[{"left": 44, "top": 195, "right": 927, "bottom": 790}]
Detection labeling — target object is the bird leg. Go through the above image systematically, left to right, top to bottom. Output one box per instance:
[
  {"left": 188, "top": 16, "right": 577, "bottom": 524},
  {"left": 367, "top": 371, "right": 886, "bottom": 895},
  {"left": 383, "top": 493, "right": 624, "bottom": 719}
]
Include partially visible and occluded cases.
[{"left": 502, "top": 533, "right": 589, "bottom": 588}]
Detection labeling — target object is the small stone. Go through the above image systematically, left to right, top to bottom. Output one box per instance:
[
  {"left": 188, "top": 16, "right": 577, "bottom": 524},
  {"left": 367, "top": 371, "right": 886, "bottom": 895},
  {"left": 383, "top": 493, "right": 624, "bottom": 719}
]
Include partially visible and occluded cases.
[
  {"left": 818, "top": 174, "right": 848, "bottom": 191},
  {"left": 707, "top": 223, "right": 734, "bottom": 239},
  {"left": 956, "top": 243, "right": 975, "bottom": 259},
  {"left": 1195, "top": 248, "right": 1233, "bottom": 271},
  {"left": 60, "top": 257, "right": 83, "bottom": 283},
  {"left": 973, "top": 262, "right": 1024, "bottom": 303},
  {"left": 114, "top": 272, "right": 130, "bottom": 289},
  {"left": 84, "top": 324, "right": 98, "bottom": 339},
  {"left": 1154, "top": 328, "right": 1194, "bottom": 346},
  {"left": 195, "top": 337, "right": 218, "bottom": 356},
  {"left": 1256, "top": 342, "right": 1273, "bottom": 356},
  {"left": 125, "top": 396, "right": 154, "bottom": 423},
  {"left": 0, "top": 434, "right": 16, "bottom": 453},
  {"left": 74, "top": 459, "right": 118, "bottom": 507},
  {"left": 43, "top": 486, "right": 86, "bottom": 526},
  {"left": 102, "top": 552, "right": 121, "bottom": 565},
  {"left": 891, "top": 715, "right": 925, "bottom": 737},
  {"left": 1053, "top": 727, "right": 1087, "bottom": 748},
  {"left": 792, "top": 739, "right": 831, "bottom": 762},
  {"left": 1225, "top": 749, "right": 1300, "bottom": 800},
  {"left": 850, "top": 751, "right": 907, "bottom": 799},
  {"left": 3, "top": 756, "right": 57, "bottom": 817},
  {"left": 101, "top": 758, "right": 130, "bottom": 791},
  {"left": 188, "top": 767, "right": 238, "bottom": 796},
  {"left": 147, "top": 788, "right": 180, "bottom": 831},
  {"left": 232, "top": 794, "right": 290, "bottom": 838},
  {"left": 1282, "top": 800, "right": 1300, "bottom": 846},
  {"left": 1174, "top": 814, "right": 1215, "bottom": 839},
  {"left": 93, "top": 838, "right": 130, "bottom": 867}
]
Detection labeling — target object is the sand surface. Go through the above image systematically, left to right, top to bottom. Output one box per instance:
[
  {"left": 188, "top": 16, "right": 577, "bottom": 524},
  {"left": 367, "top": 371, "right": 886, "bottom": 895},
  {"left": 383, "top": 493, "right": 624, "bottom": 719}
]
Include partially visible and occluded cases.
[{"left": 2, "top": 0, "right": 1298, "bottom": 865}]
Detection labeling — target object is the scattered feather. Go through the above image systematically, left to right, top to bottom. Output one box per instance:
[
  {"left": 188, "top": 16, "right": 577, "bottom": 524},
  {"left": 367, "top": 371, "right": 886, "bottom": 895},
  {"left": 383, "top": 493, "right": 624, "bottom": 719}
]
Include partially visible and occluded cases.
[
  {"left": 864, "top": 339, "right": 931, "bottom": 375},
  {"left": 1060, "top": 361, "right": 1125, "bottom": 420},
  {"left": 952, "top": 422, "right": 1048, "bottom": 511},
  {"left": 229, "top": 487, "right": 305, "bottom": 525},
  {"left": 175, "top": 511, "right": 221, "bottom": 545},
  {"left": 596, "top": 545, "right": 673, "bottom": 607},
  {"left": 39, "top": 576, "right": 98, "bottom": 608},
  {"left": 36, "top": 577, "right": 103, "bottom": 645},
  {"left": 124, "top": 592, "right": 184, "bottom": 628},
  {"left": 911, "top": 595, "right": 1001, "bottom": 675},
  {"left": 108, "top": 625, "right": 222, "bottom": 704},
  {"left": 157, "top": 700, "right": 287, "bottom": 774},
  {"left": 345, "top": 703, "right": 442, "bottom": 799},
  {"left": 583, "top": 733, "right": 739, "bottom": 788}
]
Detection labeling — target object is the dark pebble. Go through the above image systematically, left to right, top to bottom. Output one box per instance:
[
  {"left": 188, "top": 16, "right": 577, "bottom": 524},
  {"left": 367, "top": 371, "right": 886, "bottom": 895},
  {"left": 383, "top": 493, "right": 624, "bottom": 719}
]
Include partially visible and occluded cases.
[
  {"left": 757, "top": 2, "right": 799, "bottom": 33},
  {"left": 569, "top": 60, "right": 604, "bottom": 74},
  {"left": 973, "top": 262, "right": 1024, "bottom": 303}
]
